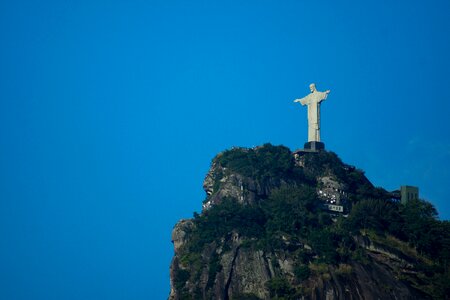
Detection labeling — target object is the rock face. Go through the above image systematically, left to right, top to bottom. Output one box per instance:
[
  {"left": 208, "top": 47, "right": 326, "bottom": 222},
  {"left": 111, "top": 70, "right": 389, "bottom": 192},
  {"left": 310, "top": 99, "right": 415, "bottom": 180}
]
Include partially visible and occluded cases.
[
  {"left": 169, "top": 145, "right": 443, "bottom": 300},
  {"left": 202, "top": 160, "right": 292, "bottom": 210},
  {"left": 169, "top": 232, "right": 425, "bottom": 300}
]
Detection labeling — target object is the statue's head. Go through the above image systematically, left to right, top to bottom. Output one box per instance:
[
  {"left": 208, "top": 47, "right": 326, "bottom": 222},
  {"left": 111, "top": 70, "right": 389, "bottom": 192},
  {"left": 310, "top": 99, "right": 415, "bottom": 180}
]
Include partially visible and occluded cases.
[{"left": 309, "top": 83, "right": 316, "bottom": 93}]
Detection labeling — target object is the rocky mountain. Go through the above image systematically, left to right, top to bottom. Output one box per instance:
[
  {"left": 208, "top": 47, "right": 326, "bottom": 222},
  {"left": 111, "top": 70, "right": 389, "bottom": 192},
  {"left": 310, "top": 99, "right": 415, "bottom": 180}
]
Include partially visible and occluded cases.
[{"left": 169, "top": 144, "right": 450, "bottom": 300}]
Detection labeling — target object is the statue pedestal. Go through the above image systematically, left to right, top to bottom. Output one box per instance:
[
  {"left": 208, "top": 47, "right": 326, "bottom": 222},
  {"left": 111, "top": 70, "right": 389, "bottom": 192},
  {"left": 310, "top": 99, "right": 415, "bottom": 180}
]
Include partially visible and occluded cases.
[{"left": 304, "top": 141, "right": 325, "bottom": 151}]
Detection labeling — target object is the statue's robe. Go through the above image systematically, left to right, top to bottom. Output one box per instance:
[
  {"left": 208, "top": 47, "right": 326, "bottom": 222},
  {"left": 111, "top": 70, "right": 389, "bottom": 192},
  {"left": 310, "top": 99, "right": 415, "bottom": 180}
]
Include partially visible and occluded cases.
[{"left": 298, "top": 91, "right": 328, "bottom": 142}]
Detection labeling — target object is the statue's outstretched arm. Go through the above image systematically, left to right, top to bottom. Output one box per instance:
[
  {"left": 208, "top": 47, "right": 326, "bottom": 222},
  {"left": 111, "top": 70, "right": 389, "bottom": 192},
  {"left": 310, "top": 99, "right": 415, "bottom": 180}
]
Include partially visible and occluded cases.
[
  {"left": 318, "top": 91, "right": 330, "bottom": 101},
  {"left": 294, "top": 95, "right": 308, "bottom": 105}
]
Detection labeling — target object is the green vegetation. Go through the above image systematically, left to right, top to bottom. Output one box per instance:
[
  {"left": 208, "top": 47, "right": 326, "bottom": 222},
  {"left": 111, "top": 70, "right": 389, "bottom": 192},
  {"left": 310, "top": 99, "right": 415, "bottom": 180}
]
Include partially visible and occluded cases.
[
  {"left": 215, "top": 144, "right": 309, "bottom": 184},
  {"left": 301, "top": 150, "right": 346, "bottom": 179},
  {"left": 180, "top": 184, "right": 348, "bottom": 292},
  {"left": 263, "top": 186, "right": 323, "bottom": 236},
  {"left": 189, "top": 197, "right": 266, "bottom": 253},
  {"left": 344, "top": 197, "right": 450, "bottom": 298},
  {"left": 346, "top": 197, "right": 450, "bottom": 265},
  {"left": 345, "top": 199, "right": 403, "bottom": 235},
  {"left": 335, "top": 263, "right": 353, "bottom": 276},
  {"left": 294, "top": 264, "right": 310, "bottom": 282},
  {"left": 173, "top": 268, "right": 190, "bottom": 291},
  {"left": 265, "top": 277, "right": 299, "bottom": 299},
  {"left": 233, "top": 293, "right": 262, "bottom": 300}
]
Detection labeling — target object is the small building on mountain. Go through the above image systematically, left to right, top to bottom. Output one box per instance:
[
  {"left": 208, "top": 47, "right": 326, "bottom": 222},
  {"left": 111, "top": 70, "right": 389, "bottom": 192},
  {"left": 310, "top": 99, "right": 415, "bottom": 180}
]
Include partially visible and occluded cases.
[{"left": 400, "top": 185, "right": 419, "bottom": 204}]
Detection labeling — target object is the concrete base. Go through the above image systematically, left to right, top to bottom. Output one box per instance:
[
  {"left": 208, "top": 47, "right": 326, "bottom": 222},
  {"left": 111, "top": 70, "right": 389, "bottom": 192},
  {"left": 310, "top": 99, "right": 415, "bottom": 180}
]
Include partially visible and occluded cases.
[{"left": 304, "top": 141, "right": 325, "bottom": 151}]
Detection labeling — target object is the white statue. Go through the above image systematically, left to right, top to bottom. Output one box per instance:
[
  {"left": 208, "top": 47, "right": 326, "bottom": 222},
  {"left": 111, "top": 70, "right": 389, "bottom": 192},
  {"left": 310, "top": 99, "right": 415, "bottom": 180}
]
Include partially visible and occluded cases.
[{"left": 294, "top": 83, "right": 330, "bottom": 142}]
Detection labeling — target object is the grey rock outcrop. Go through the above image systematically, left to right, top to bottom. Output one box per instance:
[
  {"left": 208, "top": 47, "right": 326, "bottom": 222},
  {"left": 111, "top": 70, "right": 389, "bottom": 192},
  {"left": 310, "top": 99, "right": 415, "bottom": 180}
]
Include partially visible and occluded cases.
[{"left": 202, "top": 158, "right": 292, "bottom": 210}]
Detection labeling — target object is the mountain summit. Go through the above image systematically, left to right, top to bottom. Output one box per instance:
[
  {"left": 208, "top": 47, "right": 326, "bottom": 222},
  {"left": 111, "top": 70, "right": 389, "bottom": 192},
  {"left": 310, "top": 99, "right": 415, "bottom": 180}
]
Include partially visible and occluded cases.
[{"left": 169, "top": 144, "right": 449, "bottom": 300}]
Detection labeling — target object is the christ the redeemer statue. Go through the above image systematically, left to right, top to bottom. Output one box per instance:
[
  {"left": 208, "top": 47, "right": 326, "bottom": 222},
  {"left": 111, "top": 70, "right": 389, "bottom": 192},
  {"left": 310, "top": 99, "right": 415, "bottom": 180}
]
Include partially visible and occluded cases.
[{"left": 294, "top": 83, "right": 330, "bottom": 150}]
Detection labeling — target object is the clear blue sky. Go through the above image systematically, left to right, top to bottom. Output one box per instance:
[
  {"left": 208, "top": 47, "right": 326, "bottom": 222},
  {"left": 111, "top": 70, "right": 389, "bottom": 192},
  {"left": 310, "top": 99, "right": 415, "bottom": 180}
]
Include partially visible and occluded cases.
[{"left": 1, "top": 1, "right": 449, "bottom": 299}]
